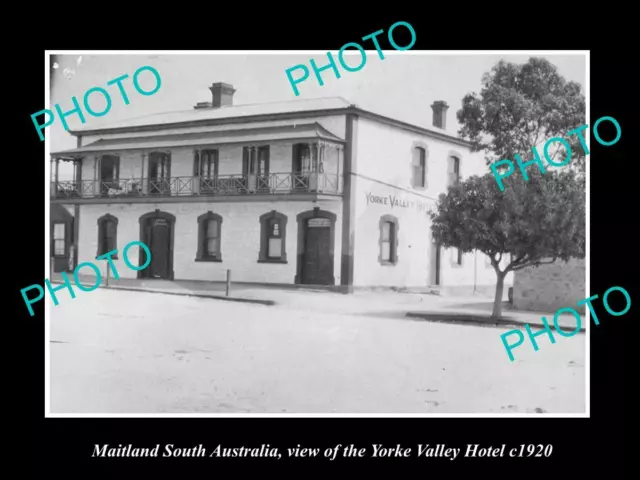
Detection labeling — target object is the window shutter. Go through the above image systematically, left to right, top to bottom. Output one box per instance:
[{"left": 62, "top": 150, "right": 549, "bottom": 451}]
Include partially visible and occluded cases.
[
  {"left": 242, "top": 147, "right": 248, "bottom": 175},
  {"left": 422, "top": 150, "right": 427, "bottom": 187},
  {"left": 193, "top": 151, "right": 199, "bottom": 176},
  {"left": 197, "top": 219, "right": 202, "bottom": 258},
  {"left": 390, "top": 223, "right": 396, "bottom": 261}
]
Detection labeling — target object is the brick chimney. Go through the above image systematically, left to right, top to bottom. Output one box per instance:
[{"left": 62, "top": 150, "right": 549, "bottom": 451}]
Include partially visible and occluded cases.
[
  {"left": 210, "top": 82, "right": 236, "bottom": 108},
  {"left": 431, "top": 101, "right": 449, "bottom": 130}
]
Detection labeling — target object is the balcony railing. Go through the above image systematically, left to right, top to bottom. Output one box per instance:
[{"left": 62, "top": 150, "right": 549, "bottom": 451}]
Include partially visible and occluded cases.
[{"left": 51, "top": 172, "right": 343, "bottom": 200}]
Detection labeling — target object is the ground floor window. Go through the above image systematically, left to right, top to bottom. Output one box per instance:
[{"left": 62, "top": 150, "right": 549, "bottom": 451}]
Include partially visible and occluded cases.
[
  {"left": 196, "top": 211, "right": 222, "bottom": 261},
  {"left": 258, "top": 211, "right": 287, "bottom": 263},
  {"left": 379, "top": 215, "right": 399, "bottom": 265},
  {"left": 53, "top": 222, "right": 65, "bottom": 257}
]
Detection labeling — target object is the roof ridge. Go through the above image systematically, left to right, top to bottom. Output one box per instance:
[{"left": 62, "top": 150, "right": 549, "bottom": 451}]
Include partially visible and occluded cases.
[{"left": 118, "top": 96, "right": 351, "bottom": 121}]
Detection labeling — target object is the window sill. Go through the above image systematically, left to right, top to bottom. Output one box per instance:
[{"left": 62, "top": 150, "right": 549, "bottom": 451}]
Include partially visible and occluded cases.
[
  {"left": 95, "top": 255, "right": 118, "bottom": 260},
  {"left": 195, "top": 257, "right": 223, "bottom": 263},
  {"left": 258, "top": 259, "right": 288, "bottom": 264},
  {"left": 379, "top": 260, "right": 398, "bottom": 266}
]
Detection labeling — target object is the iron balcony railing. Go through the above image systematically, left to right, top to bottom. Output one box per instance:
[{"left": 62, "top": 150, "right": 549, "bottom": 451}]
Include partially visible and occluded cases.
[{"left": 51, "top": 172, "right": 343, "bottom": 199}]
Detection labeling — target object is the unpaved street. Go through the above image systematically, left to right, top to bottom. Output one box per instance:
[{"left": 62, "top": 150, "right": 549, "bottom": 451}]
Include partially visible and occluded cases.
[{"left": 50, "top": 289, "right": 586, "bottom": 414}]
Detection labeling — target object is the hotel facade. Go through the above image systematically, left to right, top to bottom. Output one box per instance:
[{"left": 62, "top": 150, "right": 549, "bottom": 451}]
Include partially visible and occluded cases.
[{"left": 50, "top": 82, "right": 512, "bottom": 294}]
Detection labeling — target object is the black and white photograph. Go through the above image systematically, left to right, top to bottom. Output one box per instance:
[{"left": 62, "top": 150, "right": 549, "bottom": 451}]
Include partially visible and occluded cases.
[{"left": 44, "top": 51, "right": 589, "bottom": 416}]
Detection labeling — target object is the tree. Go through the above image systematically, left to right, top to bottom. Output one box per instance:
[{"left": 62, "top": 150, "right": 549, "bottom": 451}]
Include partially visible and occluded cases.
[
  {"left": 457, "top": 57, "right": 586, "bottom": 172},
  {"left": 429, "top": 170, "right": 585, "bottom": 319}
]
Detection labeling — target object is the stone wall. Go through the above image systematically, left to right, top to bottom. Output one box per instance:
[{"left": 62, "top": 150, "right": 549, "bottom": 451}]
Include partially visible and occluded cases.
[{"left": 513, "top": 258, "right": 586, "bottom": 313}]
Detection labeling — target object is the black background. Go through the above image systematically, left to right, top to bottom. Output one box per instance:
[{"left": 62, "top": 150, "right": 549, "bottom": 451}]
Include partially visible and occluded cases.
[{"left": 13, "top": 12, "right": 630, "bottom": 476}]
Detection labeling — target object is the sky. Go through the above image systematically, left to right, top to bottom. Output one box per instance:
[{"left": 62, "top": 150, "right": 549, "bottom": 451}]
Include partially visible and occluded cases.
[{"left": 49, "top": 52, "right": 586, "bottom": 179}]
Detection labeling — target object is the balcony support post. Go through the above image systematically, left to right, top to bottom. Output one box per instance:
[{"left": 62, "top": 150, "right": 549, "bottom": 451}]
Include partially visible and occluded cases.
[
  {"left": 311, "top": 142, "right": 319, "bottom": 192},
  {"left": 336, "top": 145, "right": 342, "bottom": 190},
  {"left": 194, "top": 148, "right": 201, "bottom": 195},
  {"left": 140, "top": 152, "right": 146, "bottom": 195},
  {"left": 93, "top": 155, "right": 101, "bottom": 196},
  {"left": 50, "top": 157, "right": 56, "bottom": 198},
  {"left": 75, "top": 157, "right": 83, "bottom": 196}
]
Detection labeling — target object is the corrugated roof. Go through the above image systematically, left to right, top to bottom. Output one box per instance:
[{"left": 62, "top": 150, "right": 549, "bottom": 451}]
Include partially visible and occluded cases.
[
  {"left": 67, "top": 94, "right": 473, "bottom": 148},
  {"left": 71, "top": 97, "right": 353, "bottom": 132},
  {"left": 52, "top": 122, "right": 345, "bottom": 155},
  {"left": 50, "top": 203, "right": 74, "bottom": 222}
]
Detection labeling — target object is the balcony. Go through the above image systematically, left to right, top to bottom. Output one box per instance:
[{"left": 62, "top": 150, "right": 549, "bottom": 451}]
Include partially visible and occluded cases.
[{"left": 50, "top": 172, "right": 343, "bottom": 202}]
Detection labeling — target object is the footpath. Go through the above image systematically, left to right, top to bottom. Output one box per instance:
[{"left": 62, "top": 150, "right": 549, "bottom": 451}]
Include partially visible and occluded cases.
[{"left": 49, "top": 273, "right": 584, "bottom": 332}]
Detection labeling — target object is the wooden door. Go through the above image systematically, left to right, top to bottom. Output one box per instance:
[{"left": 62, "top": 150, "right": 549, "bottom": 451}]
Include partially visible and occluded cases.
[
  {"left": 148, "top": 153, "right": 171, "bottom": 195},
  {"left": 149, "top": 218, "right": 170, "bottom": 278},
  {"left": 302, "top": 218, "right": 332, "bottom": 285}
]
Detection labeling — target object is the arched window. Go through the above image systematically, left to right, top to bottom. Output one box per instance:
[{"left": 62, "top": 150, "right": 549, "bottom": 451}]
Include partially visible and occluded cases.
[
  {"left": 412, "top": 146, "right": 427, "bottom": 188},
  {"left": 447, "top": 156, "right": 461, "bottom": 186},
  {"left": 196, "top": 211, "right": 223, "bottom": 262},
  {"left": 258, "top": 211, "right": 287, "bottom": 263},
  {"left": 97, "top": 214, "right": 118, "bottom": 258},
  {"left": 379, "top": 215, "right": 399, "bottom": 265}
]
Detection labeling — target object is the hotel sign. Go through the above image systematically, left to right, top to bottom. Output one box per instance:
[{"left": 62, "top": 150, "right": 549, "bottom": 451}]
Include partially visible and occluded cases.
[{"left": 365, "top": 191, "right": 431, "bottom": 214}]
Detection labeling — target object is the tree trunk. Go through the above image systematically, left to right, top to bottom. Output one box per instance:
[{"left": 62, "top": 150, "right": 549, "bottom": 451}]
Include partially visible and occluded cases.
[{"left": 492, "top": 273, "right": 506, "bottom": 319}]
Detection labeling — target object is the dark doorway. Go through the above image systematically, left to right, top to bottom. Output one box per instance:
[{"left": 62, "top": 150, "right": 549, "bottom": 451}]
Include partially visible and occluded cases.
[
  {"left": 148, "top": 152, "right": 171, "bottom": 195},
  {"left": 100, "top": 155, "right": 120, "bottom": 195},
  {"left": 296, "top": 209, "right": 336, "bottom": 286},
  {"left": 139, "top": 211, "right": 175, "bottom": 279},
  {"left": 302, "top": 218, "right": 332, "bottom": 284}
]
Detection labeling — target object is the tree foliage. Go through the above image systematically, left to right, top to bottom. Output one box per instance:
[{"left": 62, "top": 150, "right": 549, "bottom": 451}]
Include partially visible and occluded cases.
[
  {"left": 456, "top": 57, "right": 586, "bottom": 170},
  {"left": 429, "top": 170, "right": 585, "bottom": 317},
  {"left": 430, "top": 170, "right": 585, "bottom": 268}
]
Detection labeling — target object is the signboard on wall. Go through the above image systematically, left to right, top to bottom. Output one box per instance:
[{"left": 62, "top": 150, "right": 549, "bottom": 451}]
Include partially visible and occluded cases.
[
  {"left": 364, "top": 191, "right": 431, "bottom": 214},
  {"left": 308, "top": 218, "right": 331, "bottom": 228}
]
